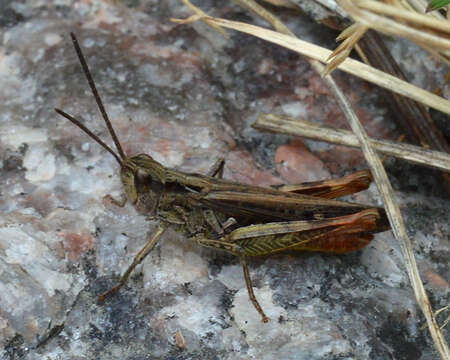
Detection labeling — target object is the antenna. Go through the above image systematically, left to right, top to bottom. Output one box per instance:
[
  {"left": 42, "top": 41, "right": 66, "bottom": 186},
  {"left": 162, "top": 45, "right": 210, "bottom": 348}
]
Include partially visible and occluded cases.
[
  {"left": 66, "top": 32, "right": 126, "bottom": 160},
  {"left": 55, "top": 108, "right": 123, "bottom": 165}
]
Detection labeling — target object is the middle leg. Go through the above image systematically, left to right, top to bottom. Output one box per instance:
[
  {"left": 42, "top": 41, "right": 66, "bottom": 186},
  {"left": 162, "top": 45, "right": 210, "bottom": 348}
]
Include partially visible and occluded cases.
[{"left": 206, "top": 158, "right": 225, "bottom": 178}]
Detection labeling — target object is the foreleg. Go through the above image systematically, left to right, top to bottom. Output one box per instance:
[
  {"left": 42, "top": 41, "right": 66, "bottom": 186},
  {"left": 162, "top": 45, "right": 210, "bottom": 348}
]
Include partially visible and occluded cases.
[{"left": 98, "top": 225, "right": 167, "bottom": 302}]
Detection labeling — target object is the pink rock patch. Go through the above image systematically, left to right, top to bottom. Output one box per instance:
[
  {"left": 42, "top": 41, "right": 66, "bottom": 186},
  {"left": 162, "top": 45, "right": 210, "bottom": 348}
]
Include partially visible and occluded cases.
[
  {"left": 275, "top": 141, "right": 330, "bottom": 183},
  {"left": 317, "top": 146, "right": 366, "bottom": 173},
  {"left": 225, "top": 150, "right": 281, "bottom": 186},
  {"left": 62, "top": 232, "right": 95, "bottom": 261},
  {"left": 424, "top": 270, "right": 449, "bottom": 293}
]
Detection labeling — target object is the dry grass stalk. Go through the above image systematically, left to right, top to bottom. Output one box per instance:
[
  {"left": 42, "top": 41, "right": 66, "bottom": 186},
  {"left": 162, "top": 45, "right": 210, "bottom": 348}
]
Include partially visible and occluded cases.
[
  {"left": 174, "top": 0, "right": 229, "bottom": 37},
  {"left": 232, "top": 0, "right": 294, "bottom": 35},
  {"left": 260, "top": 0, "right": 298, "bottom": 9},
  {"left": 327, "top": 0, "right": 450, "bottom": 75},
  {"left": 338, "top": 0, "right": 450, "bottom": 63},
  {"left": 356, "top": 0, "right": 450, "bottom": 33},
  {"left": 188, "top": 16, "right": 450, "bottom": 116},
  {"left": 325, "top": 23, "right": 369, "bottom": 75},
  {"left": 253, "top": 113, "right": 450, "bottom": 172},
  {"left": 433, "top": 304, "right": 450, "bottom": 330}
]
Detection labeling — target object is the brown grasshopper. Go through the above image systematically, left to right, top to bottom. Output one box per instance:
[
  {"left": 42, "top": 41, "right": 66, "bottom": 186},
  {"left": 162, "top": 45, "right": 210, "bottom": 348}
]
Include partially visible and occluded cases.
[{"left": 55, "top": 33, "right": 390, "bottom": 323}]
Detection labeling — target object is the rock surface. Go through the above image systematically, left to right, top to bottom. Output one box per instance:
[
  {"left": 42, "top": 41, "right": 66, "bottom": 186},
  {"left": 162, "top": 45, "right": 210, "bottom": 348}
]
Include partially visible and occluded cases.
[{"left": 0, "top": 1, "right": 448, "bottom": 359}]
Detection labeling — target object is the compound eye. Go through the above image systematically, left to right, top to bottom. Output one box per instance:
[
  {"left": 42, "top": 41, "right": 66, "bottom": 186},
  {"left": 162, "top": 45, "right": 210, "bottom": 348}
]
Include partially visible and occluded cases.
[{"left": 135, "top": 168, "right": 152, "bottom": 189}]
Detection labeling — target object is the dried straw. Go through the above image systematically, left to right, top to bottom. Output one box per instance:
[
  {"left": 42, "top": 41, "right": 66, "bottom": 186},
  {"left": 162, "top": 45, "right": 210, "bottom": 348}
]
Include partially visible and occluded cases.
[{"left": 254, "top": 113, "right": 450, "bottom": 172}]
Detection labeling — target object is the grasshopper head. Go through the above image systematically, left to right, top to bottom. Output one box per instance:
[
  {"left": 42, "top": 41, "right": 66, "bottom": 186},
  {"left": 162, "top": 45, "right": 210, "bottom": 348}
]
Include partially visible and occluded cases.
[{"left": 120, "top": 154, "right": 166, "bottom": 212}]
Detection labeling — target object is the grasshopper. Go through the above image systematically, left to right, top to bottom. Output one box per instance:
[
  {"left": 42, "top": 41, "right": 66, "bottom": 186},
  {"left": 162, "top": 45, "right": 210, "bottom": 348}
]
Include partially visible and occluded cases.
[{"left": 55, "top": 33, "right": 390, "bottom": 322}]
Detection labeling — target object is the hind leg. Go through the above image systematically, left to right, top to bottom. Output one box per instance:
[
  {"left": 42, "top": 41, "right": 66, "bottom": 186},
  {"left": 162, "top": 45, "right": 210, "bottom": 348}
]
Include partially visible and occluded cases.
[{"left": 194, "top": 236, "right": 269, "bottom": 322}]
